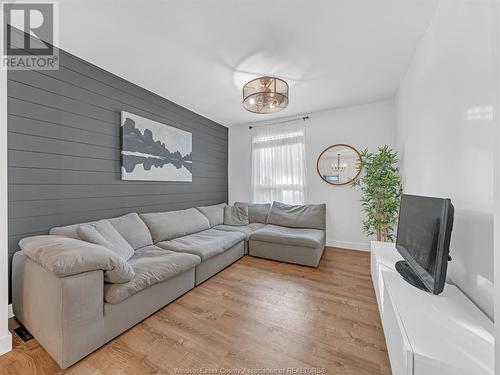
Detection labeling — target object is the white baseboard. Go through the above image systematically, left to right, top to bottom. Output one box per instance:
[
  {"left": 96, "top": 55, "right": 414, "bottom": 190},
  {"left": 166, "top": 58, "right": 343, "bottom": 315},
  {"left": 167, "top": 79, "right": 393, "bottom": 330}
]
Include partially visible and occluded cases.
[
  {"left": 326, "top": 240, "right": 370, "bottom": 252},
  {"left": 7, "top": 304, "right": 13, "bottom": 319},
  {"left": 0, "top": 332, "right": 12, "bottom": 356}
]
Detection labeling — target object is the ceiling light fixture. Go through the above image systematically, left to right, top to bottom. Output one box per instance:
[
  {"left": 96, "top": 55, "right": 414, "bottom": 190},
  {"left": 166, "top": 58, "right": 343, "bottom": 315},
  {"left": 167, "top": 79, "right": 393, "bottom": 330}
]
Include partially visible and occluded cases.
[{"left": 243, "top": 76, "right": 289, "bottom": 114}]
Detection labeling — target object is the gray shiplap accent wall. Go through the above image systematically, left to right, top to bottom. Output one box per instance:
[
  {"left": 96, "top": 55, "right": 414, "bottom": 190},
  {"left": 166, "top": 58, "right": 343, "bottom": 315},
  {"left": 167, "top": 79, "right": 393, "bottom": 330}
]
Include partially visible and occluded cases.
[{"left": 7, "top": 49, "right": 228, "bottom": 296}]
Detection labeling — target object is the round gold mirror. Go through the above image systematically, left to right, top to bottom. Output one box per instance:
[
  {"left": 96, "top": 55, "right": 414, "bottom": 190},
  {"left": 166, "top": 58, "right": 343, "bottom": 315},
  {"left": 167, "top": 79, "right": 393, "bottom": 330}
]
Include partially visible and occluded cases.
[{"left": 317, "top": 144, "right": 362, "bottom": 186}]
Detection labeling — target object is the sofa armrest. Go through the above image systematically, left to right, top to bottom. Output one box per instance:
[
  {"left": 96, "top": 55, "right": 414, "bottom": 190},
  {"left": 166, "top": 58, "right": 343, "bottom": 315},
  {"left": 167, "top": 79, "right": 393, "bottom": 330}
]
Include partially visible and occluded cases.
[
  {"left": 19, "top": 235, "right": 134, "bottom": 283},
  {"left": 12, "top": 251, "right": 105, "bottom": 368}
]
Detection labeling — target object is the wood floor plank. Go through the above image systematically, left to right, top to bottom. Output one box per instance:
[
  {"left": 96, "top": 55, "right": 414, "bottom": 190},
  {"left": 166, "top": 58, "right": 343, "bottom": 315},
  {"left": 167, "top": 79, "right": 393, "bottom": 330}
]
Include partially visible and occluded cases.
[{"left": 0, "top": 247, "right": 391, "bottom": 375}]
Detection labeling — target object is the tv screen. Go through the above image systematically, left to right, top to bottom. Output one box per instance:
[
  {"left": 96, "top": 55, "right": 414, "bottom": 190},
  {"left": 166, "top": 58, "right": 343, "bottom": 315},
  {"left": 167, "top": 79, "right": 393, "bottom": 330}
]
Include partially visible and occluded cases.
[{"left": 396, "top": 194, "right": 454, "bottom": 294}]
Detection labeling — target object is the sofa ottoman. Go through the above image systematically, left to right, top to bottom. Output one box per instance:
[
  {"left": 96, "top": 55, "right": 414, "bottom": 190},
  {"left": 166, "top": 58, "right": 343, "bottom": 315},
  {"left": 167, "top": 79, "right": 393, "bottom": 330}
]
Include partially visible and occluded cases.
[
  {"left": 248, "top": 201, "right": 326, "bottom": 267},
  {"left": 249, "top": 224, "right": 325, "bottom": 267}
]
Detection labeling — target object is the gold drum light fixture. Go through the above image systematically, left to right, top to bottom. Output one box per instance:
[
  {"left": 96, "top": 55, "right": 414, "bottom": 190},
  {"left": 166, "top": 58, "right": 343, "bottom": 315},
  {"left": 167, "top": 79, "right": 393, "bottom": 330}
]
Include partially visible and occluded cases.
[{"left": 243, "top": 76, "right": 289, "bottom": 114}]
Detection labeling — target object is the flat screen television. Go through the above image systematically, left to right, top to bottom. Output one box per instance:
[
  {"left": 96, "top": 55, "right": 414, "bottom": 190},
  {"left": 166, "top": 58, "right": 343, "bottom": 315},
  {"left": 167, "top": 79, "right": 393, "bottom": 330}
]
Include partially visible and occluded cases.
[{"left": 395, "top": 194, "right": 454, "bottom": 294}]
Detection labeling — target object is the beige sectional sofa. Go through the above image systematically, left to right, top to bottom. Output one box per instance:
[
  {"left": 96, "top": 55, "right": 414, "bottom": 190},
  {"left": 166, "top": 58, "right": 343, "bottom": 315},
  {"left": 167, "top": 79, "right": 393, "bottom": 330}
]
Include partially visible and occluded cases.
[{"left": 11, "top": 201, "right": 325, "bottom": 369}]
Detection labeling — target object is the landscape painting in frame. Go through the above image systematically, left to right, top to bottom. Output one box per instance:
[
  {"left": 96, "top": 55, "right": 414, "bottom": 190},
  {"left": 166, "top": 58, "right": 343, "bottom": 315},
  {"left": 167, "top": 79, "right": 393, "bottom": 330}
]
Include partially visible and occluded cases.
[{"left": 120, "top": 111, "right": 192, "bottom": 181}]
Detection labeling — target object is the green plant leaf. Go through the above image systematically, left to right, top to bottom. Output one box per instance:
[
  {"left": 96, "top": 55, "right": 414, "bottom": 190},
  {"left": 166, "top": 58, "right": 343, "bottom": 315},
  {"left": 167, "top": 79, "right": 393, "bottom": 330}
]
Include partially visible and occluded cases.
[{"left": 352, "top": 145, "right": 403, "bottom": 242}]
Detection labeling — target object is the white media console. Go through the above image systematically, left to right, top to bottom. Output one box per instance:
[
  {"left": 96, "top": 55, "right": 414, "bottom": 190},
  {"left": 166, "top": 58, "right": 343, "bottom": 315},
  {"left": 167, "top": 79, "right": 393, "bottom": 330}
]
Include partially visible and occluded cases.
[{"left": 370, "top": 241, "right": 493, "bottom": 375}]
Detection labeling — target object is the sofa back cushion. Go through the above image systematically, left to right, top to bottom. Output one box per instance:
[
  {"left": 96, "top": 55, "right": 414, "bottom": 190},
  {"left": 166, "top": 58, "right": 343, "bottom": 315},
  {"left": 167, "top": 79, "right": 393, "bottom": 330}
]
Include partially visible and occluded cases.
[
  {"left": 266, "top": 201, "right": 326, "bottom": 230},
  {"left": 235, "top": 202, "right": 270, "bottom": 223},
  {"left": 195, "top": 203, "right": 227, "bottom": 227},
  {"left": 140, "top": 208, "right": 210, "bottom": 242},
  {"left": 49, "top": 213, "right": 153, "bottom": 250},
  {"left": 108, "top": 213, "right": 153, "bottom": 250},
  {"left": 77, "top": 220, "right": 135, "bottom": 260},
  {"left": 50, "top": 221, "right": 94, "bottom": 239}
]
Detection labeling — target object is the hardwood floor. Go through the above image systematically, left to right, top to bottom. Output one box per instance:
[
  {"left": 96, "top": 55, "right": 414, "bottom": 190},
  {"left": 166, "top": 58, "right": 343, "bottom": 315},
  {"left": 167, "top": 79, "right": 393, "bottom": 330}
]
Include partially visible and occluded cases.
[{"left": 0, "top": 247, "right": 391, "bottom": 375}]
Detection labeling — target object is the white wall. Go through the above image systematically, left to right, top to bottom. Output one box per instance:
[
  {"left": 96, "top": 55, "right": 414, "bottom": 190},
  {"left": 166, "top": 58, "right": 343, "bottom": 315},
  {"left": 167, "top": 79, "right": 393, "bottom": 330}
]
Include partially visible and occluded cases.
[
  {"left": 396, "top": 1, "right": 496, "bottom": 319},
  {"left": 494, "top": 2, "right": 499, "bottom": 371},
  {"left": 0, "top": 52, "right": 12, "bottom": 354},
  {"left": 495, "top": 84, "right": 500, "bottom": 375},
  {"left": 229, "top": 99, "right": 396, "bottom": 251}
]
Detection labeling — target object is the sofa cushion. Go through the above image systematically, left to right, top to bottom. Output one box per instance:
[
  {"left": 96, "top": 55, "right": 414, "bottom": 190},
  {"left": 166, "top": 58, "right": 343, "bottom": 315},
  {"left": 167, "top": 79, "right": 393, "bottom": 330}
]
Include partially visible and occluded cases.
[
  {"left": 266, "top": 201, "right": 326, "bottom": 230},
  {"left": 235, "top": 202, "right": 271, "bottom": 224},
  {"left": 195, "top": 203, "right": 227, "bottom": 227},
  {"left": 223, "top": 205, "right": 249, "bottom": 226},
  {"left": 140, "top": 208, "right": 210, "bottom": 242},
  {"left": 49, "top": 212, "right": 153, "bottom": 250},
  {"left": 108, "top": 213, "right": 153, "bottom": 250},
  {"left": 77, "top": 220, "right": 135, "bottom": 260},
  {"left": 50, "top": 221, "right": 95, "bottom": 239},
  {"left": 213, "top": 223, "right": 265, "bottom": 240},
  {"left": 250, "top": 225, "right": 325, "bottom": 249},
  {"left": 156, "top": 229, "right": 245, "bottom": 261},
  {"left": 19, "top": 235, "right": 135, "bottom": 283},
  {"left": 104, "top": 245, "right": 200, "bottom": 304}
]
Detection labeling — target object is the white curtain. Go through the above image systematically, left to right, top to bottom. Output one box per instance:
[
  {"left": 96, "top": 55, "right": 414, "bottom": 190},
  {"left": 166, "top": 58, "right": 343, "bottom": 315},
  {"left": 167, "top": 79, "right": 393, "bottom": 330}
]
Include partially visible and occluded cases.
[{"left": 251, "top": 122, "right": 307, "bottom": 204}]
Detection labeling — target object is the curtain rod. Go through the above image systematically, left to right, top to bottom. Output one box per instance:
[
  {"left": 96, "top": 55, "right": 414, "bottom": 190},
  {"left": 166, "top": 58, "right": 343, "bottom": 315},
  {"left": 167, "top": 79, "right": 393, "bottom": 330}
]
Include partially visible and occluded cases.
[{"left": 248, "top": 115, "right": 309, "bottom": 129}]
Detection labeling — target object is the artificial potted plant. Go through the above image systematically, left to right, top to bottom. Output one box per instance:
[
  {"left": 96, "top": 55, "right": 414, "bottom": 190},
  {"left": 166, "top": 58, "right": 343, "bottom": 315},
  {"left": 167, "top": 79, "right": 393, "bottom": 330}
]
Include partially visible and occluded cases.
[{"left": 352, "top": 145, "right": 403, "bottom": 242}]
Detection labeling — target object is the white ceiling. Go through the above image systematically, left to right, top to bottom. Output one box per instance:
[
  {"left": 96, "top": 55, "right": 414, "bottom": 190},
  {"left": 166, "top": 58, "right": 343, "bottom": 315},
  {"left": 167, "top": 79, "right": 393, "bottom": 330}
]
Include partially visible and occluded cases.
[{"left": 57, "top": 0, "right": 438, "bottom": 126}]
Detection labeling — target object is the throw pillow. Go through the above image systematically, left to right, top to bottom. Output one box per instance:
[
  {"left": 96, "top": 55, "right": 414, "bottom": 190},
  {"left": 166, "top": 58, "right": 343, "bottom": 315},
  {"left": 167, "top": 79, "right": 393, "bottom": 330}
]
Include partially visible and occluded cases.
[{"left": 224, "top": 205, "right": 249, "bottom": 226}]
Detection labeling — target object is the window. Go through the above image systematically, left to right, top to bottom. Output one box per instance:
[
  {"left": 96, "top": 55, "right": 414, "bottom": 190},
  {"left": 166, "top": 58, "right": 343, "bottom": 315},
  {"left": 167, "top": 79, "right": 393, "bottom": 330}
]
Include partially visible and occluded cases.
[{"left": 251, "top": 122, "right": 306, "bottom": 204}]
